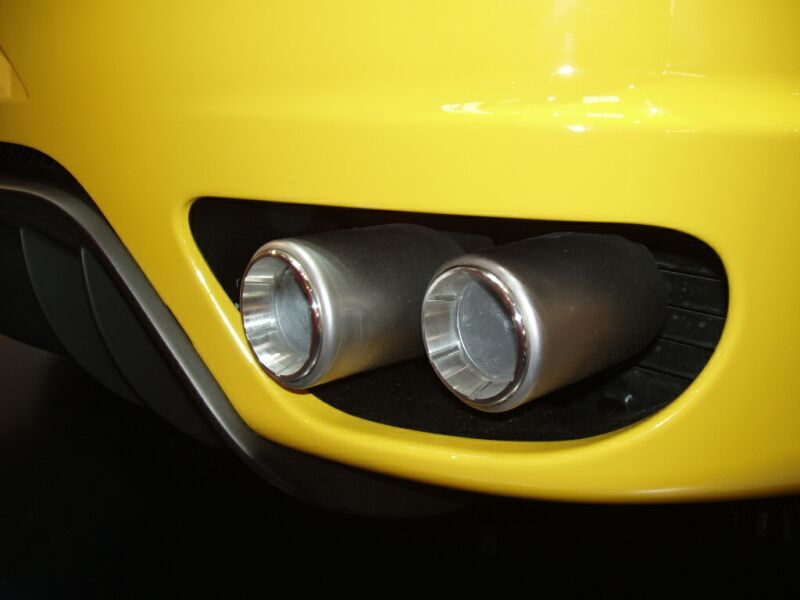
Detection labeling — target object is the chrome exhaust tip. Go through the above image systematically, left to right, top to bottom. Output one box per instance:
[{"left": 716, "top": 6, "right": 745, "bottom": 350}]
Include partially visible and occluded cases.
[
  {"left": 241, "top": 224, "right": 481, "bottom": 389},
  {"left": 422, "top": 233, "right": 668, "bottom": 413},
  {"left": 240, "top": 247, "right": 322, "bottom": 383},
  {"left": 422, "top": 266, "right": 526, "bottom": 407}
]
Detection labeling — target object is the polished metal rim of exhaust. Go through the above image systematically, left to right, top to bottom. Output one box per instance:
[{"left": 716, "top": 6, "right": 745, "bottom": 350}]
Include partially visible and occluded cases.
[
  {"left": 240, "top": 227, "right": 668, "bottom": 413},
  {"left": 240, "top": 247, "right": 323, "bottom": 384},
  {"left": 421, "top": 265, "right": 529, "bottom": 410}
]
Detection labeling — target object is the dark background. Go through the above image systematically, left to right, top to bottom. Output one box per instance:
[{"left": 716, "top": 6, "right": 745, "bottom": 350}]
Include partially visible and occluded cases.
[{"left": 1, "top": 334, "right": 797, "bottom": 598}]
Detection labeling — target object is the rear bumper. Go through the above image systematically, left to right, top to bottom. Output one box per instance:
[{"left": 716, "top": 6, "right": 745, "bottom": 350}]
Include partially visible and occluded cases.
[{"left": 1, "top": 1, "right": 800, "bottom": 502}]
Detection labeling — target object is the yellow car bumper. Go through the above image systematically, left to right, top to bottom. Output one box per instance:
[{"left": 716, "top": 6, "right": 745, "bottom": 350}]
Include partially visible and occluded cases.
[{"left": 1, "top": 0, "right": 799, "bottom": 502}]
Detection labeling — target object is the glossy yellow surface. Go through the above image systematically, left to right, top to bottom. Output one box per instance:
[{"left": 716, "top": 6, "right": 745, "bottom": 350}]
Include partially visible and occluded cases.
[
  {"left": 1, "top": 0, "right": 799, "bottom": 501},
  {"left": 0, "top": 46, "right": 26, "bottom": 101}
]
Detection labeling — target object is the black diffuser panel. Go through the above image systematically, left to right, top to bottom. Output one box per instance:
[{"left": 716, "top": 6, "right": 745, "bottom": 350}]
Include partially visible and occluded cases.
[{"left": 0, "top": 188, "right": 219, "bottom": 445}]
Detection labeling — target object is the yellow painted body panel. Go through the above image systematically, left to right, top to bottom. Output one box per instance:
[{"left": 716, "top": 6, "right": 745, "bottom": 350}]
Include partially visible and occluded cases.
[{"left": 1, "top": 0, "right": 799, "bottom": 501}]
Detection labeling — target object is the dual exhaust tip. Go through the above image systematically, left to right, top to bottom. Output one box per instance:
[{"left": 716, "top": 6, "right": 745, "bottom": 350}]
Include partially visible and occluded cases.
[{"left": 241, "top": 225, "right": 668, "bottom": 413}]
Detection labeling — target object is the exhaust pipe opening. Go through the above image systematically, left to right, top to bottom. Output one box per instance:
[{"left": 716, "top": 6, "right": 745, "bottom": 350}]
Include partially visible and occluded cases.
[
  {"left": 240, "top": 224, "right": 489, "bottom": 389},
  {"left": 422, "top": 233, "right": 668, "bottom": 413},
  {"left": 241, "top": 250, "right": 320, "bottom": 382},
  {"left": 423, "top": 267, "right": 524, "bottom": 405}
]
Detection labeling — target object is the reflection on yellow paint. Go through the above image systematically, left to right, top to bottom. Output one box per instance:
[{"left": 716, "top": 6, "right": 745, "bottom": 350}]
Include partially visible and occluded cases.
[
  {"left": 0, "top": 48, "right": 27, "bottom": 101},
  {"left": 0, "top": 52, "right": 12, "bottom": 98},
  {"left": 583, "top": 95, "right": 621, "bottom": 104},
  {"left": 441, "top": 101, "right": 491, "bottom": 115},
  {"left": 586, "top": 112, "right": 625, "bottom": 119}
]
